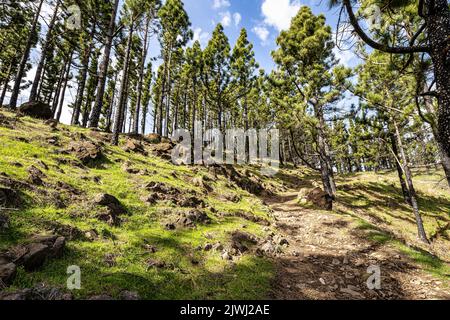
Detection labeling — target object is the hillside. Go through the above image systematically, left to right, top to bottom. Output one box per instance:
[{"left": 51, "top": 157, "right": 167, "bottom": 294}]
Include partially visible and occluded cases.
[{"left": 0, "top": 111, "right": 449, "bottom": 300}]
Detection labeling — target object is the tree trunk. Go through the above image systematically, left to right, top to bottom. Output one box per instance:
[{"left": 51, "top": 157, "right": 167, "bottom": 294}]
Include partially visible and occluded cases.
[
  {"left": 9, "top": 0, "right": 44, "bottom": 108},
  {"left": 29, "top": 0, "right": 60, "bottom": 102},
  {"left": 89, "top": 0, "right": 120, "bottom": 128},
  {"left": 427, "top": 0, "right": 450, "bottom": 168},
  {"left": 132, "top": 16, "right": 151, "bottom": 134},
  {"left": 111, "top": 23, "right": 134, "bottom": 145},
  {"left": 164, "top": 49, "right": 173, "bottom": 137},
  {"left": 55, "top": 51, "right": 73, "bottom": 122},
  {"left": 0, "top": 61, "right": 13, "bottom": 107},
  {"left": 51, "top": 62, "right": 67, "bottom": 116},
  {"left": 394, "top": 120, "right": 429, "bottom": 244},
  {"left": 389, "top": 132, "right": 411, "bottom": 204}
]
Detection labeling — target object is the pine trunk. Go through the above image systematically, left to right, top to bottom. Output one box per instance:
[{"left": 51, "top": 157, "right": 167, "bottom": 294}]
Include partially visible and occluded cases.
[
  {"left": 9, "top": 0, "right": 44, "bottom": 108},
  {"left": 29, "top": 0, "right": 60, "bottom": 102},
  {"left": 89, "top": 0, "right": 120, "bottom": 128},
  {"left": 111, "top": 23, "right": 134, "bottom": 145}
]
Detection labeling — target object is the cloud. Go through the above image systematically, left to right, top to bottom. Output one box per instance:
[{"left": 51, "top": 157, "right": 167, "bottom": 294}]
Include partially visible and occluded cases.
[
  {"left": 212, "top": 0, "right": 230, "bottom": 10},
  {"left": 261, "top": 0, "right": 301, "bottom": 31},
  {"left": 220, "top": 11, "right": 231, "bottom": 27},
  {"left": 233, "top": 12, "right": 241, "bottom": 27},
  {"left": 252, "top": 26, "right": 270, "bottom": 42},
  {"left": 192, "top": 27, "right": 210, "bottom": 47},
  {"left": 333, "top": 47, "right": 359, "bottom": 67}
]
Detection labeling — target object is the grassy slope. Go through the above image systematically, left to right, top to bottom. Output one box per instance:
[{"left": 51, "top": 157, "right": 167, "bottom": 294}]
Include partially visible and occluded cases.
[
  {"left": 1, "top": 111, "right": 449, "bottom": 298},
  {"left": 0, "top": 112, "right": 275, "bottom": 299}
]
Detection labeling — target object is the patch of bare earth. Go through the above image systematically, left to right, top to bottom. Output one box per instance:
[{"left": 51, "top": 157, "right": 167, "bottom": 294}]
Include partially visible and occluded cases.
[{"left": 264, "top": 192, "right": 450, "bottom": 300}]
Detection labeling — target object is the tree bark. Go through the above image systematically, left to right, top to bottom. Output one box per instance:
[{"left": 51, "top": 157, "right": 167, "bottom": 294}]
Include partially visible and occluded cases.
[
  {"left": 9, "top": 0, "right": 44, "bottom": 108},
  {"left": 89, "top": 0, "right": 120, "bottom": 128},
  {"left": 132, "top": 15, "right": 151, "bottom": 134},
  {"left": 111, "top": 23, "right": 134, "bottom": 145},
  {"left": 55, "top": 51, "right": 73, "bottom": 122},
  {"left": 0, "top": 61, "right": 13, "bottom": 107},
  {"left": 394, "top": 120, "right": 429, "bottom": 244}
]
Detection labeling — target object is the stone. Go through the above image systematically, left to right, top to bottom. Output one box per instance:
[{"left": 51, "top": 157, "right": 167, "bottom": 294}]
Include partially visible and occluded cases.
[
  {"left": 18, "top": 101, "right": 53, "bottom": 120},
  {"left": 146, "top": 133, "right": 161, "bottom": 144},
  {"left": 123, "top": 139, "right": 147, "bottom": 155},
  {"left": 68, "top": 141, "right": 103, "bottom": 164},
  {"left": 28, "top": 165, "right": 46, "bottom": 185},
  {"left": 0, "top": 188, "right": 21, "bottom": 209},
  {"left": 306, "top": 188, "right": 333, "bottom": 211},
  {"left": 93, "top": 193, "right": 127, "bottom": 216},
  {"left": 0, "top": 213, "right": 10, "bottom": 231},
  {"left": 231, "top": 231, "right": 258, "bottom": 253},
  {"left": 21, "top": 243, "right": 49, "bottom": 271},
  {"left": 213, "top": 243, "right": 224, "bottom": 251},
  {"left": 204, "top": 244, "right": 213, "bottom": 251},
  {"left": 221, "top": 251, "right": 232, "bottom": 261},
  {"left": 146, "top": 259, "right": 166, "bottom": 269},
  {"left": 0, "top": 262, "right": 17, "bottom": 285},
  {"left": 119, "top": 291, "right": 140, "bottom": 300}
]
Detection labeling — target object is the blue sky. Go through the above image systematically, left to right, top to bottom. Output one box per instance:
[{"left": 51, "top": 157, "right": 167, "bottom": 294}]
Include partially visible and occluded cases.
[{"left": 182, "top": 0, "right": 359, "bottom": 71}]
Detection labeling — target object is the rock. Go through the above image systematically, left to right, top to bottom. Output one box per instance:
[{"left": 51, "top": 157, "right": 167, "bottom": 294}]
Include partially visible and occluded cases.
[
  {"left": 18, "top": 101, "right": 53, "bottom": 120},
  {"left": 44, "top": 119, "right": 58, "bottom": 128},
  {"left": 146, "top": 133, "right": 161, "bottom": 144},
  {"left": 123, "top": 139, "right": 147, "bottom": 155},
  {"left": 68, "top": 141, "right": 103, "bottom": 164},
  {"left": 36, "top": 160, "right": 49, "bottom": 170},
  {"left": 122, "top": 162, "right": 140, "bottom": 174},
  {"left": 28, "top": 165, "right": 46, "bottom": 185},
  {"left": 192, "top": 176, "right": 213, "bottom": 193},
  {"left": 0, "top": 187, "right": 21, "bottom": 208},
  {"left": 306, "top": 188, "right": 333, "bottom": 211},
  {"left": 218, "top": 192, "right": 241, "bottom": 203},
  {"left": 93, "top": 193, "right": 127, "bottom": 216},
  {"left": 141, "top": 193, "right": 159, "bottom": 205},
  {"left": 177, "top": 196, "right": 206, "bottom": 208},
  {"left": 0, "top": 213, "right": 10, "bottom": 231},
  {"left": 85, "top": 229, "right": 99, "bottom": 241},
  {"left": 231, "top": 231, "right": 258, "bottom": 253},
  {"left": 273, "top": 235, "right": 289, "bottom": 246},
  {"left": 49, "top": 236, "right": 65, "bottom": 258},
  {"left": 213, "top": 242, "right": 224, "bottom": 251},
  {"left": 21, "top": 243, "right": 49, "bottom": 271},
  {"left": 204, "top": 244, "right": 213, "bottom": 251},
  {"left": 221, "top": 251, "right": 232, "bottom": 261},
  {"left": 104, "top": 253, "right": 117, "bottom": 267},
  {"left": 146, "top": 259, "right": 166, "bottom": 269},
  {"left": 0, "top": 262, "right": 17, "bottom": 285},
  {"left": 319, "top": 278, "right": 326, "bottom": 285},
  {"left": 0, "top": 284, "right": 73, "bottom": 300},
  {"left": 340, "top": 286, "right": 364, "bottom": 299},
  {"left": 119, "top": 291, "right": 140, "bottom": 300},
  {"left": 88, "top": 295, "right": 115, "bottom": 300}
]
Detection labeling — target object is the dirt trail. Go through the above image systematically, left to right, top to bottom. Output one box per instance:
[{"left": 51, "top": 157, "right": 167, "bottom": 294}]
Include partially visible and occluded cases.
[{"left": 265, "top": 191, "right": 450, "bottom": 300}]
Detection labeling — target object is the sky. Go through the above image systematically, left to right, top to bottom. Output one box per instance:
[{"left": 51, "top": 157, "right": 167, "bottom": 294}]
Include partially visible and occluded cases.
[
  {"left": 11, "top": 0, "right": 360, "bottom": 126},
  {"left": 183, "top": 0, "right": 360, "bottom": 71}
]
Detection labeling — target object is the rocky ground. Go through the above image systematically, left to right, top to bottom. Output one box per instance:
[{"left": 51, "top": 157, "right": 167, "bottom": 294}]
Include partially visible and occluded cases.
[{"left": 265, "top": 192, "right": 450, "bottom": 300}]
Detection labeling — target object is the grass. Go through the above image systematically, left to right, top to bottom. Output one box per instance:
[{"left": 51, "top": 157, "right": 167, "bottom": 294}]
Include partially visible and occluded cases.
[{"left": 0, "top": 111, "right": 275, "bottom": 299}]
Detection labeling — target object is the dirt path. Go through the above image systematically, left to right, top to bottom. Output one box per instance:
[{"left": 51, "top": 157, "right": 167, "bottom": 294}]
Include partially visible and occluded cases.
[{"left": 265, "top": 191, "right": 450, "bottom": 300}]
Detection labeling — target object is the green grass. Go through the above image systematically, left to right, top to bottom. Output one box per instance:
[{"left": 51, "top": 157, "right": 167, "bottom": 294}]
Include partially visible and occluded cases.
[{"left": 0, "top": 111, "right": 275, "bottom": 299}]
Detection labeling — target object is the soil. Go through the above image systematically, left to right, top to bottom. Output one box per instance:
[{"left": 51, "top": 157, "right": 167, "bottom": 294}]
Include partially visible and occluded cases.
[{"left": 265, "top": 192, "right": 450, "bottom": 300}]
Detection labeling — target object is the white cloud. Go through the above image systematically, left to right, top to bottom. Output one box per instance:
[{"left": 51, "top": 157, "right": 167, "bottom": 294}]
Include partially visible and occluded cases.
[
  {"left": 212, "top": 0, "right": 230, "bottom": 10},
  {"left": 261, "top": 0, "right": 301, "bottom": 31},
  {"left": 220, "top": 11, "right": 232, "bottom": 27},
  {"left": 233, "top": 12, "right": 242, "bottom": 27},
  {"left": 252, "top": 26, "right": 270, "bottom": 42},
  {"left": 192, "top": 27, "right": 210, "bottom": 47},
  {"left": 333, "top": 47, "right": 359, "bottom": 67}
]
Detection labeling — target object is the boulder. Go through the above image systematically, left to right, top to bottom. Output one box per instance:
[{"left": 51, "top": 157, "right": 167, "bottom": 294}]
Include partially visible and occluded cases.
[
  {"left": 18, "top": 101, "right": 53, "bottom": 120},
  {"left": 146, "top": 133, "right": 161, "bottom": 144},
  {"left": 123, "top": 139, "right": 147, "bottom": 155},
  {"left": 68, "top": 141, "right": 103, "bottom": 164},
  {"left": 306, "top": 188, "right": 333, "bottom": 211},
  {"left": 93, "top": 193, "right": 127, "bottom": 216},
  {"left": 21, "top": 243, "right": 50, "bottom": 271},
  {"left": 0, "top": 262, "right": 17, "bottom": 285},
  {"left": 88, "top": 294, "right": 115, "bottom": 300}
]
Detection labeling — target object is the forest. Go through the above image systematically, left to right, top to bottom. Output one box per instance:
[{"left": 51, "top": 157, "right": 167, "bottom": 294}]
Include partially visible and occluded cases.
[{"left": 0, "top": 0, "right": 449, "bottom": 301}]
